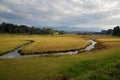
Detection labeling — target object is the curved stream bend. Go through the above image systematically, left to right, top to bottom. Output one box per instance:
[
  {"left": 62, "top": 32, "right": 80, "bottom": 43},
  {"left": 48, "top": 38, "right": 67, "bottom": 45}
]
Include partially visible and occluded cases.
[
  {"left": 0, "top": 39, "right": 97, "bottom": 59},
  {"left": 0, "top": 41, "right": 33, "bottom": 59}
]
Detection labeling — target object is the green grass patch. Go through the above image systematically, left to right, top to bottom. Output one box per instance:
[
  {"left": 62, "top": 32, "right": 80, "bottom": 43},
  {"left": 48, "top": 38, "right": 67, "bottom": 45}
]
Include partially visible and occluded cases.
[
  {"left": 0, "top": 48, "right": 120, "bottom": 80},
  {"left": 59, "top": 49, "right": 120, "bottom": 80}
]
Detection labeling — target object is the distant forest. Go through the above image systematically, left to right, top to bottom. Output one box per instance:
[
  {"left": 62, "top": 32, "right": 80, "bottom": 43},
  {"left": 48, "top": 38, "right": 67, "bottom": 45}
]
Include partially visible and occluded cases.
[
  {"left": 0, "top": 22, "right": 120, "bottom": 36},
  {"left": 0, "top": 23, "right": 65, "bottom": 35},
  {"left": 101, "top": 26, "right": 120, "bottom": 36}
]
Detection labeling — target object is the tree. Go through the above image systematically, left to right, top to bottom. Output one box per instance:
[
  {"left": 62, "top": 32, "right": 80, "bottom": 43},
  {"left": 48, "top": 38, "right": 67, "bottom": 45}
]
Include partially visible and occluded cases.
[
  {"left": 0, "top": 22, "right": 63, "bottom": 35},
  {"left": 113, "top": 26, "right": 120, "bottom": 36},
  {"left": 106, "top": 29, "right": 113, "bottom": 35},
  {"left": 101, "top": 30, "right": 107, "bottom": 35}
]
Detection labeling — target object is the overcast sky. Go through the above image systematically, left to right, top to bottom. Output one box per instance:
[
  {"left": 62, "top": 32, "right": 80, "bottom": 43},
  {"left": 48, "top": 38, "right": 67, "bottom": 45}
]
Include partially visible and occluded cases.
[{"left": 0, "top": 0, "right": 120, "bottom": 30}]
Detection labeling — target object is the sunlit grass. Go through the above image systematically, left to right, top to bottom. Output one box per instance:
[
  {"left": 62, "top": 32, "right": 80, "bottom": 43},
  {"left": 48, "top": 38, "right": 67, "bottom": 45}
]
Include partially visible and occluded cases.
[
  {"left": 0, "top": 34, "right": 120, "bottom": 80},
  {"left": 0, "top": 34, "right": 89, "bottom": 55},
  {"left": 0, "top": 34, "right": 30, "bottom": 55},
  {"left": 21, "top": 36, "right": 89, "bottom": 54},
  {"left": 0, "top": 40, "right": 29, "bottom": 55},
  {"left": 0, "top": 46, "right": 120, "bottom": 80}
]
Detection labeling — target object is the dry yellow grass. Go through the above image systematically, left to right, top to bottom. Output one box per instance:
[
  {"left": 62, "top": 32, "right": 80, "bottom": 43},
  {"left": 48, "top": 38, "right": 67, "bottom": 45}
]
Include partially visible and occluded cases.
[
  {"left": 0, "top": 34, "right": 89, "bottom": 55},
  {"left": 0, "top": 34, "right": 30, "bottom": 55},
  {"left": 0, "top": 34, "right": 120, "bottom": 80},
  {"left": 0, "top": 35, "right": 120, "bottom": 80},
  {"left": 82, "top": 35, "right": 120, "bottom": 49},
  {"left": 21, "top": 36, "right": 89, "bottom": 54},
  {"left": 98, "top": 37, "right": 120, "bottom": 49},
  {"left": 0, "top": 41, "right": 29, "bottom": 55}
]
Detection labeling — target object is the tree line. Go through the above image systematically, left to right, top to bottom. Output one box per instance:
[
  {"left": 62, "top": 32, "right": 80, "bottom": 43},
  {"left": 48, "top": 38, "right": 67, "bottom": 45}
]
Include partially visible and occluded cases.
[
  {"left": 0, "top": 22, "right": 65, "bottom": 35},
  {"left": 101, "top": 26, "right": 120, "bottom": 36}
]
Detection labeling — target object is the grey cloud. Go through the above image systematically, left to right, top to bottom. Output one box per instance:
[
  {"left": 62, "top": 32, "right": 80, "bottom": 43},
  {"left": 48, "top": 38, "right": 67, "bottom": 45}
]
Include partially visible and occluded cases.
[{"left": 0, "top": 0, "right": 120, "bottom": 29}]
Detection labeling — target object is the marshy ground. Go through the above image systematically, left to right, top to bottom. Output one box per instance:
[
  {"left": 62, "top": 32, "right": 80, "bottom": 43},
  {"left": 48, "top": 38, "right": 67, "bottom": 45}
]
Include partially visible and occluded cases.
[
  {"left": 0, "top": 34, "right": 120, "bottom": 80},
  {"left": 0, "top": 34, "right": 89, "bottom": 55}
]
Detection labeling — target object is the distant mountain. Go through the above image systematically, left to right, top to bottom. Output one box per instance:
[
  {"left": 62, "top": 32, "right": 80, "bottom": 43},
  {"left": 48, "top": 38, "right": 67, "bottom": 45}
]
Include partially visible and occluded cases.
[
  {"left": 37, "top": 26, "right": 102, "bottom": 32},
  {"left": 53, "top": 26, "right": 102, "bottom": 32}
]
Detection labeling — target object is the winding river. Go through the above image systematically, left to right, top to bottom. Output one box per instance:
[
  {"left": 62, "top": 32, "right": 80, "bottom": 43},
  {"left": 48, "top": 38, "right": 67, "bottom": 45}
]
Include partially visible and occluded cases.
[{"left": 0, "top": 39, "right": 97, "bottom": 59}]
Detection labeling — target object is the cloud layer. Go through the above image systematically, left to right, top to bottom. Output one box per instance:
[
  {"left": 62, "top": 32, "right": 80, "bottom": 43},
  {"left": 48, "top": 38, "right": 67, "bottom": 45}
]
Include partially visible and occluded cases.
[{"left": 0, "top": 0, "right": 120, "bottom": 30}]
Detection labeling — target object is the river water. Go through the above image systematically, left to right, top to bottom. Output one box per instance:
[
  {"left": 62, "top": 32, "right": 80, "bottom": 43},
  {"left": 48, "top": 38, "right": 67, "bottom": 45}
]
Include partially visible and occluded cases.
[{"left": 0, "top": 39, "right": 97, "bottom": 59}]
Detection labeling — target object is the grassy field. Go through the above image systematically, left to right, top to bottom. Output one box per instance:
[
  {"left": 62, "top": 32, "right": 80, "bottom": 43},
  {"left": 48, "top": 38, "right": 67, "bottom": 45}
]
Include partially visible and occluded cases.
[
  {"left": 0, "top": 34, "right": 120, "bottom": 80},
  {"left": 0, "top": 34, "right": 89, "bottom": 55},
  {"left": 0, "top": 34, "right": 30, "bottom": 55},
  {"left": 21, "top": 36, "right": 89, "bottom": 55}
]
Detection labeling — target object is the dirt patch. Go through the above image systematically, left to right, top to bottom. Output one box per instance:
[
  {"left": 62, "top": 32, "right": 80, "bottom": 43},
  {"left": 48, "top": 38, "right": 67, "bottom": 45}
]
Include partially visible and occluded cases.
[{"left": 94, "top": 41, "right": 106, "bottom": 50}]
